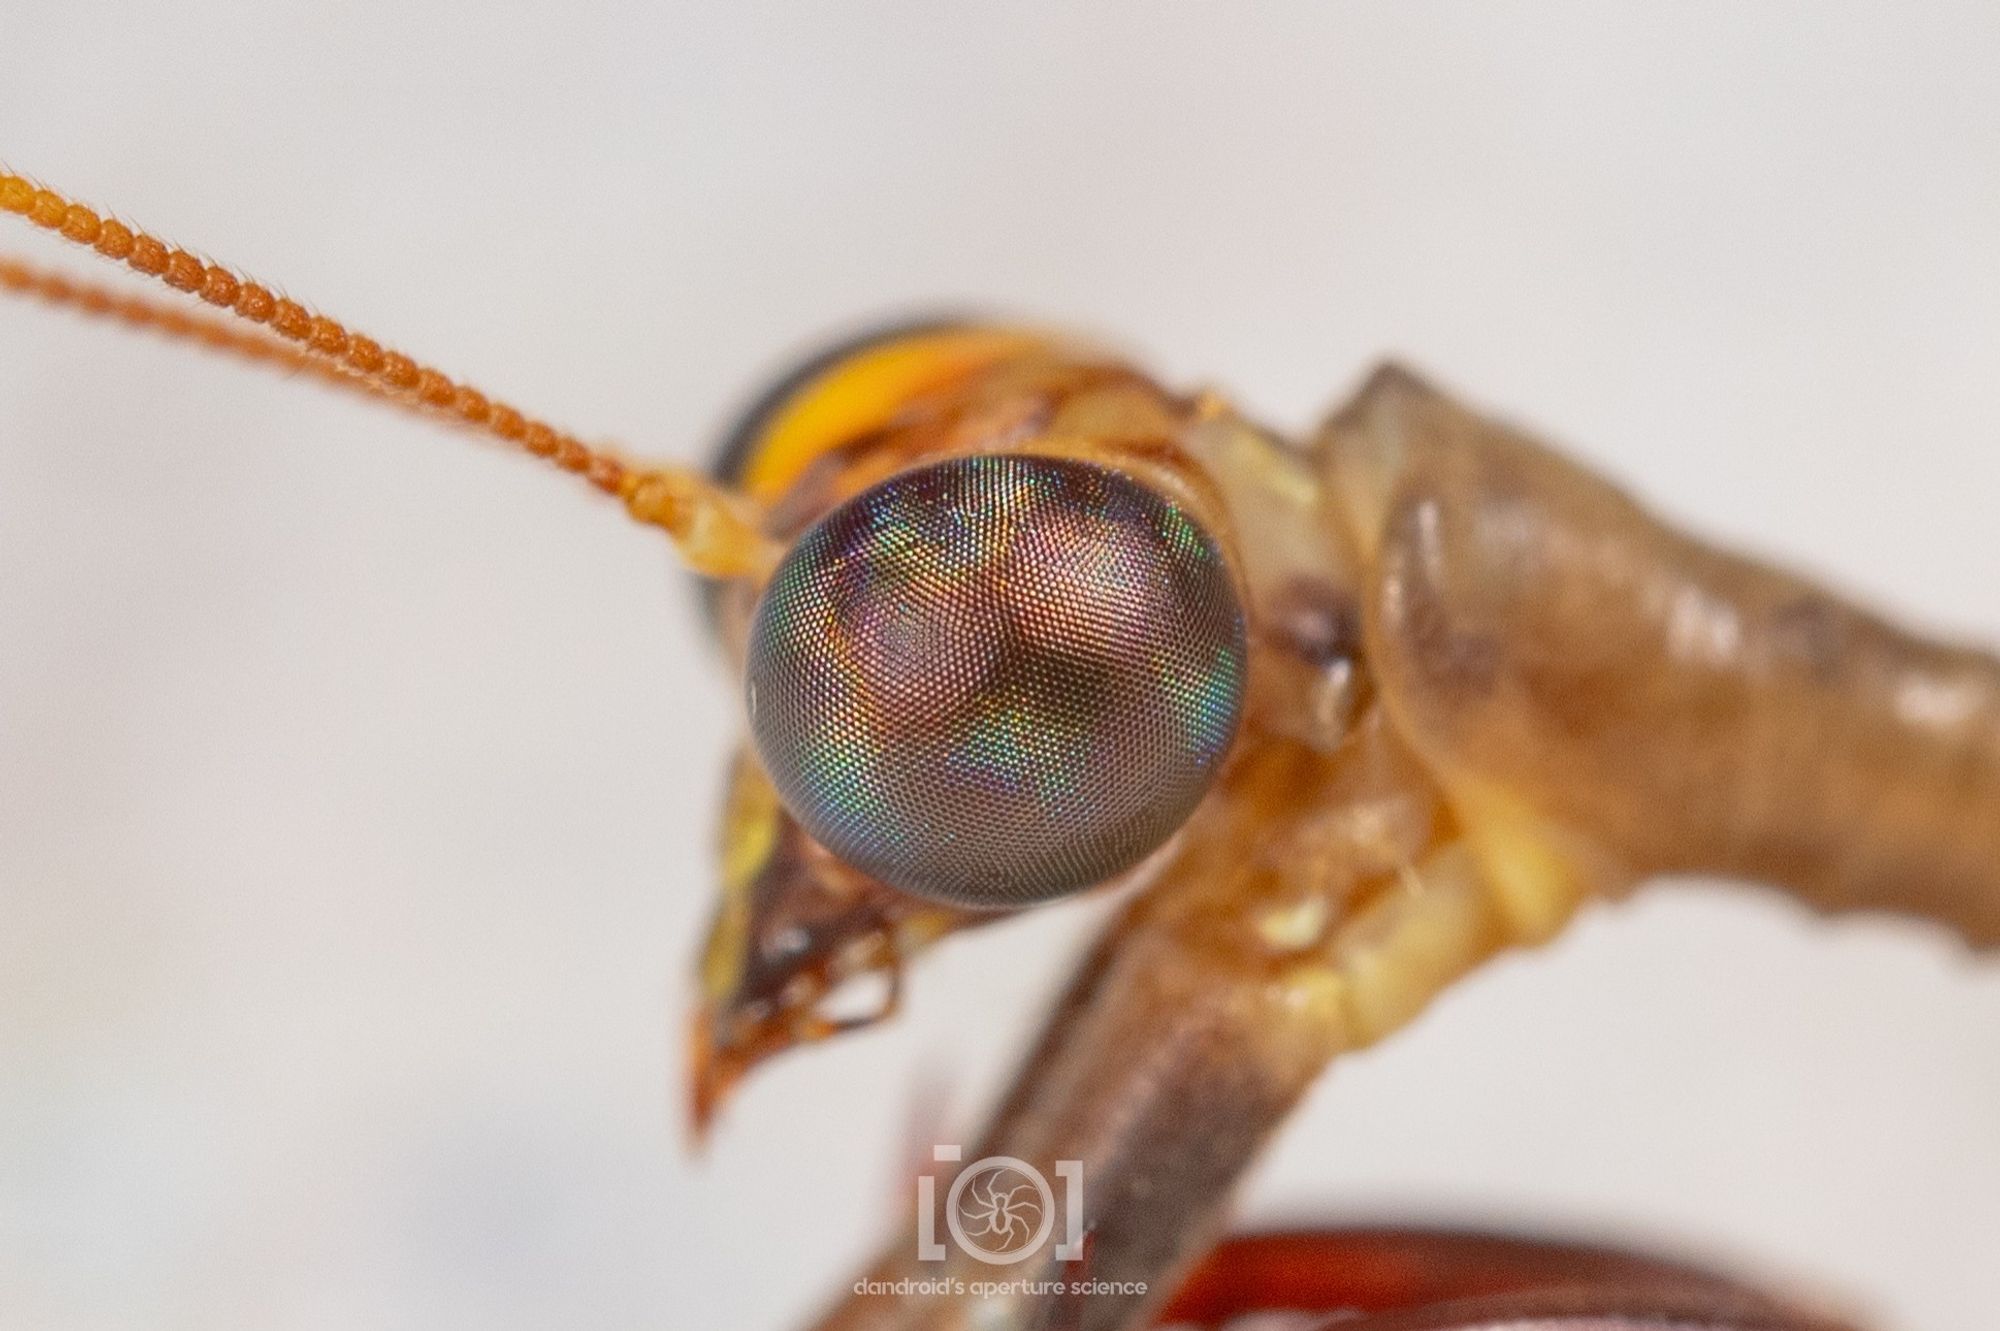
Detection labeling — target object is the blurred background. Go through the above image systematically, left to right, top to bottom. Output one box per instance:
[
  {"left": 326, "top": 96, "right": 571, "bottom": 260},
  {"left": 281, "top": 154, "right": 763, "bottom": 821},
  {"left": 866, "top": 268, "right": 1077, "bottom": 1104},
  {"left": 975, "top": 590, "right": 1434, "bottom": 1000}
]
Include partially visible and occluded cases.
[{"left": 1, "top": 4, "right": 1997, "bottom": 1328}]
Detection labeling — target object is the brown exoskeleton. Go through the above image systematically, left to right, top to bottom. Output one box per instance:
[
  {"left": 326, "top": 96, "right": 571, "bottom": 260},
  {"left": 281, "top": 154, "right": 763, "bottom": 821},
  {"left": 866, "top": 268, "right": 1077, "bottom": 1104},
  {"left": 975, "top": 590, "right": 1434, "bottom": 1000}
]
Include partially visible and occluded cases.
[{"left": 4, "top": 169, "right": 1993, "bottom": 1331}]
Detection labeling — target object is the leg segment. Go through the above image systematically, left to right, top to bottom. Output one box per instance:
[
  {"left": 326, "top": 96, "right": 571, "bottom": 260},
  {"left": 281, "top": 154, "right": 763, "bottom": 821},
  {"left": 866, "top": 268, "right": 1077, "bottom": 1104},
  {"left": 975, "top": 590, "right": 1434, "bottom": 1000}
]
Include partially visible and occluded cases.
[
  {"left": 804, "top": 829, "right": 1512, "bottom": 1331},
  {"left": 1163, "top": 1229, "right": 1862, "bottom": 1330}
]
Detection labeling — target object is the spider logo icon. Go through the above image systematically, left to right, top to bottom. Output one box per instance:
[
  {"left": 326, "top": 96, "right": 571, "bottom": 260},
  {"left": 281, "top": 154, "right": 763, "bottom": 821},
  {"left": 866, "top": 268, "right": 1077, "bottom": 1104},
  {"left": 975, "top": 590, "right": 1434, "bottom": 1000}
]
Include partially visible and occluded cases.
[
  {"left": 916, "top": 1148, "right": 1084, "bottom": 1265},
  {"left": 949, "top": 1160, "right": 1049, "bottom": 1260}
]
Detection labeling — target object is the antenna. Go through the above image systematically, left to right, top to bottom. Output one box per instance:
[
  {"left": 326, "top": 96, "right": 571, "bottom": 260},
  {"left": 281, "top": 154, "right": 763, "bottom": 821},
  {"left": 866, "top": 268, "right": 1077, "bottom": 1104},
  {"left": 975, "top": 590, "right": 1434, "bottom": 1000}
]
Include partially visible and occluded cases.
[{"left": 0, "top": 169, "right": 776, "bottom": 578}]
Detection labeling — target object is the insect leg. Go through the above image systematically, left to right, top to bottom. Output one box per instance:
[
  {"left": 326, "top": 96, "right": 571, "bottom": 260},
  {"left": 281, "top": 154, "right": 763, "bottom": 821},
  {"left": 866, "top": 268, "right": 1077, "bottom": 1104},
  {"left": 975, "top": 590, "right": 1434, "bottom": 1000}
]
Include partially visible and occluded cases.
[
  {"left": 803, "top": 832, "right": 1513, "bottom": 1331},
  {"left": 1162, "top": 1229, "right": 1862, "bottom": 1330}
]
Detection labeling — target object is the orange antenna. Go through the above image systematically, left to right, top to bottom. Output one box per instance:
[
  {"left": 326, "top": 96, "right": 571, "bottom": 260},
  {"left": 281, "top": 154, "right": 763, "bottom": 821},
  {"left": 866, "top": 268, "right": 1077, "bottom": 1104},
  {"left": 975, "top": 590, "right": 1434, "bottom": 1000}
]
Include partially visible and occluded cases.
[{"left": 0, "top": 169, "right": 775, "bottom": 578}]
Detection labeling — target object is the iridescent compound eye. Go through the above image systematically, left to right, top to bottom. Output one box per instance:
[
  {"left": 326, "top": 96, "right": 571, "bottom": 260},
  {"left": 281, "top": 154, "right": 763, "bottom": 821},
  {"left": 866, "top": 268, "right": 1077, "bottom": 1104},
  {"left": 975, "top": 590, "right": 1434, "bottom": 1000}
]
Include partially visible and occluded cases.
[{"left": 745, "top": 454, "right": 1247, "bottom": 908}]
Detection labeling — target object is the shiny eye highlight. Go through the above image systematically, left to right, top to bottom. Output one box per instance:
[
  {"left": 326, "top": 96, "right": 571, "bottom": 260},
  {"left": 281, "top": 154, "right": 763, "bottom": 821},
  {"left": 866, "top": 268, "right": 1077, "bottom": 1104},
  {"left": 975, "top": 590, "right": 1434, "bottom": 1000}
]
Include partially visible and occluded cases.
[{"left": 745, "top": 454, "right": 1247, "bottom": 908}]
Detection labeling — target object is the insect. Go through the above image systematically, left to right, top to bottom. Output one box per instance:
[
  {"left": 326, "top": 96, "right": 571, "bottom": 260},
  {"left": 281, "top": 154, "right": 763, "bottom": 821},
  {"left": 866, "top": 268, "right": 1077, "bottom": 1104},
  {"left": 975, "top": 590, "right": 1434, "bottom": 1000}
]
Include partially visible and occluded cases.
[{"left": 4, "top": 168, "right": 1993, "bottom": 1331}]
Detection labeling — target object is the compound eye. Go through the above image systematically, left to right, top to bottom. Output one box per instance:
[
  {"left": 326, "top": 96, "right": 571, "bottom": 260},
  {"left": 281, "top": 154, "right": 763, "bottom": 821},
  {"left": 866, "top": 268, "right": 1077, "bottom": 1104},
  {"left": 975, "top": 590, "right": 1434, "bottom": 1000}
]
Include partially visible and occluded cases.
[{"left": 745, "top": 454, "right": 1247, "bottom": 908}]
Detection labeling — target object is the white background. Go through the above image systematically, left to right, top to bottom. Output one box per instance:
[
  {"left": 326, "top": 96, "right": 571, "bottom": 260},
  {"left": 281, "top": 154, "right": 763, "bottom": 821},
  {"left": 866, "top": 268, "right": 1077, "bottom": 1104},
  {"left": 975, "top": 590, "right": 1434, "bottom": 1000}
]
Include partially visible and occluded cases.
[{"left": 1, "top": 5, "right": 1996, "bottom": 1328}]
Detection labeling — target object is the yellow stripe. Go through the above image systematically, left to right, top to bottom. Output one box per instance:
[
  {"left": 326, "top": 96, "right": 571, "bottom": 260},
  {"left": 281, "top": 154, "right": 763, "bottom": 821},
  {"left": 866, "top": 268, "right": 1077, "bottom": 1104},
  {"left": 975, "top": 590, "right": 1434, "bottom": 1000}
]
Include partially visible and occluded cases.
[{"left": 741, "top": 327, "right": 1048, "bottom": 502}]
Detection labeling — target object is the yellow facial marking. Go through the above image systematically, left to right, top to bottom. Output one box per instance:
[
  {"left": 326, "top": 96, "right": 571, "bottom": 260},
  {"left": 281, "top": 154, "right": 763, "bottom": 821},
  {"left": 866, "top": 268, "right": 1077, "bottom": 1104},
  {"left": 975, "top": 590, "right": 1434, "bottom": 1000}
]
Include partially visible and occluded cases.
[
  {"left": 741, "top": 327, "right": 1048, "bottom": 502},
  {"left": 702, "top": 760, "right": 782, "bottom": 1002}
]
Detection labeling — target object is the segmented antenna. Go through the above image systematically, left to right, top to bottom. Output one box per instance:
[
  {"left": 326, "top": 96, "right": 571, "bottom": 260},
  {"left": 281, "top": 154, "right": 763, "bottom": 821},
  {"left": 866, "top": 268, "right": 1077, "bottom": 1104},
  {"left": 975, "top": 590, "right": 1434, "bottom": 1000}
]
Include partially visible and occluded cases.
[
  {"left": 0, "top": 170, "right": 773, "bottom": 577},
  {"left": 0, "top": 254, "right": 412, "bottom": 406}
]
